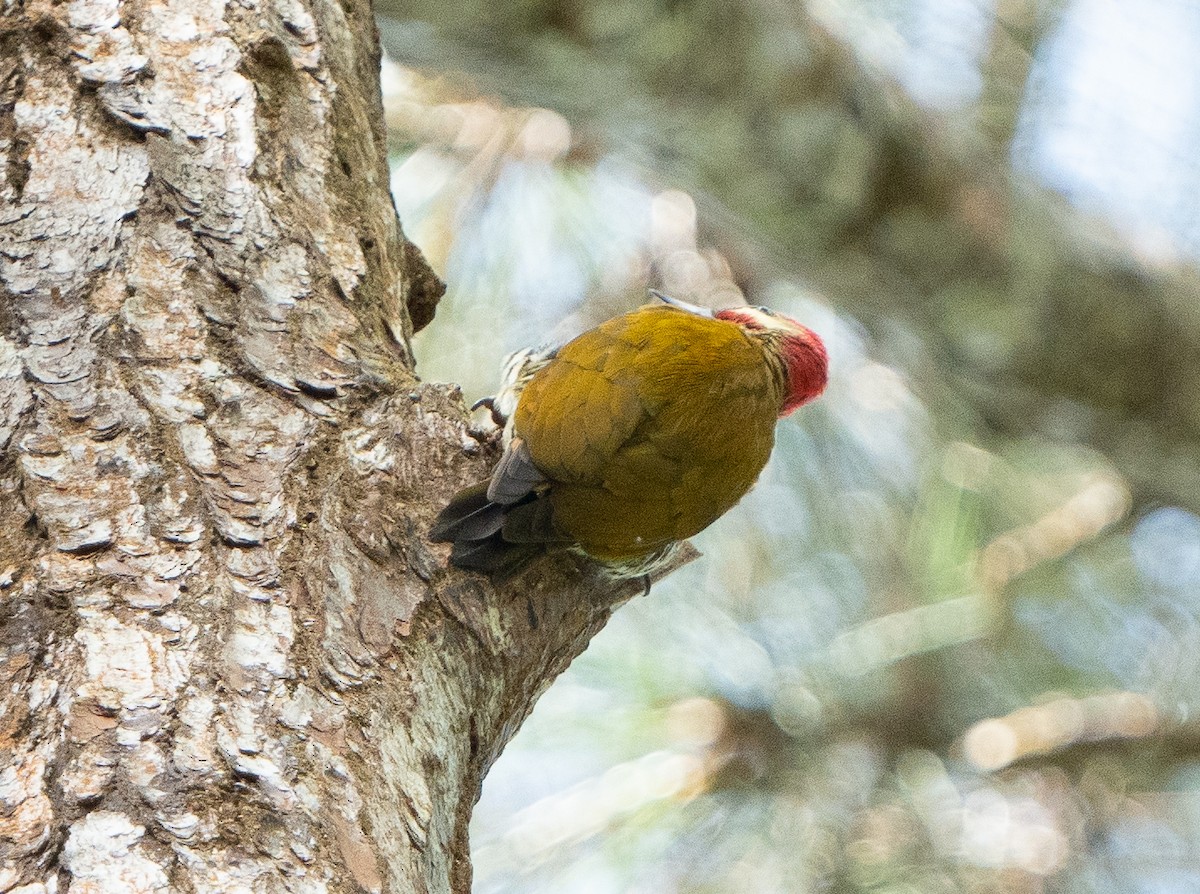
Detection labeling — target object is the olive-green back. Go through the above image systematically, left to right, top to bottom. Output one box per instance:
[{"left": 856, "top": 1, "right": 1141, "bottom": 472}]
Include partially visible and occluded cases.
[{"left": 514, "top": 305, "right": 783, "bottom": 560}]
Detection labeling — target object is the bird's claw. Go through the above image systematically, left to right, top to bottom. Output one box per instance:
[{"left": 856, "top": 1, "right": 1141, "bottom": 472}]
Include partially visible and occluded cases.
[{"left": 471, "top": 395, "right": 509, "bottom": 429}]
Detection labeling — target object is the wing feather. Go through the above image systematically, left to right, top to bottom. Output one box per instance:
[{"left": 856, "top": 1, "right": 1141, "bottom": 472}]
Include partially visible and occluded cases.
[
  {"left": 511, "top": 305, "right": 784, "bottom": 559},
  {"left": 486, "top": 437, "right": 546, "bottom": 504}
]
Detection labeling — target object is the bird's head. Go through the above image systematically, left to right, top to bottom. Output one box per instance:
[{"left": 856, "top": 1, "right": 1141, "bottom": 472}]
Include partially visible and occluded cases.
[
  {"left": 653, "top": 291, "right": 829, "bottom": 416},
  {"left": 714, "top": 305, "right": 828, "bottom": 415}
]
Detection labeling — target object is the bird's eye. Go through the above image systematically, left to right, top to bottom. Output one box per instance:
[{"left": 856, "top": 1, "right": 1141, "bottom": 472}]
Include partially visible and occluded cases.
[{"left": 755, "top": 305, "right": 773, "bottom": 315}]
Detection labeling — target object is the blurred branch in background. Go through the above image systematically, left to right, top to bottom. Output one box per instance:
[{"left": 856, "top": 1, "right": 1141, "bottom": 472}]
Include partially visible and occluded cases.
[
  {"left": 378, "top": 0, "right": 1200, "bottom": 516},
  {"left": 974, "top": 0, "right": 1060, "bottom": 152},
  {"left": 376, "top": 1, "right": 1200, "bottom": 891},
  {"left": 964, "top": 690, "right": 1164, "bottom": 771}
]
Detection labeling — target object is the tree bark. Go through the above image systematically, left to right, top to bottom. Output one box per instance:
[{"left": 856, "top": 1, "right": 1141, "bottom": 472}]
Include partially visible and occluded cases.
[{"left": 0, "top": 2, "right": 646, "bottom": 891}]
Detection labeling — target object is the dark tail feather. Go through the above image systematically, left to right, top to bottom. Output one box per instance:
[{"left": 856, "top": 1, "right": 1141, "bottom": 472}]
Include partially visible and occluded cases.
[
  {"left": 429, "top": 481, "right": 507, "bottom": 542},
  {"left": 431, "top": 481, "right": 554, "bottom": 576},
  {"left": 502, "top": 496, "right": 571, "bottom": 545},
  {"left": 450, "top": 537, "right": 542, "bottom": 577}
]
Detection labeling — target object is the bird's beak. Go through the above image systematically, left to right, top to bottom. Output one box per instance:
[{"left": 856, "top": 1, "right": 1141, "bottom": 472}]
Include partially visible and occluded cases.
[{"left": 650, "top": 290, "right": 716, "bottom": 319}]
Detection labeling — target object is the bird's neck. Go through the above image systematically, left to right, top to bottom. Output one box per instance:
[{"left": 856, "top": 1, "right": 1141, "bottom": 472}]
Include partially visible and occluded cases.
[
  {"left": 754, "top": 330, "right": 826, "bottom": 417},
  {"left": 753, "top": 333, "right": 791, "bottom": 414}
]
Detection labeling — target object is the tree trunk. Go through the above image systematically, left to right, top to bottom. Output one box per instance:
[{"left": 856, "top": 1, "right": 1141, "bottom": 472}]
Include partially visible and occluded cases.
[{"left": 0, "top": 2, "right": 645, "bottom": 891}]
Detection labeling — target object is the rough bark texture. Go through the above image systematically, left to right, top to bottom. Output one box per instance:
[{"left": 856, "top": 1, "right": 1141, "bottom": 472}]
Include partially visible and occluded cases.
[{"left": 0, "top": 2, "right": 649, "bottom": 891}]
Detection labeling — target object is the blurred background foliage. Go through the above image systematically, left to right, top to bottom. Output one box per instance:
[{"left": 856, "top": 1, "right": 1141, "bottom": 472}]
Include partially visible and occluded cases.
[{"left": 375, "top": 0, "right": 1200, "bottom": 890}]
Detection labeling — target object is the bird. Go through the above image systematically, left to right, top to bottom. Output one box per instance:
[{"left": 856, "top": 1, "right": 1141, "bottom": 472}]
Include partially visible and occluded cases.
[{"left": 430, "top": 291, "right": 828, "bottom": 579}]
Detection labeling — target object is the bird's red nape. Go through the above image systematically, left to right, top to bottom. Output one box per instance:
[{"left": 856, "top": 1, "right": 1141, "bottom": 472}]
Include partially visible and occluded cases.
[{"left": 778, "top": 327, "right": 828, "bottom": 415}]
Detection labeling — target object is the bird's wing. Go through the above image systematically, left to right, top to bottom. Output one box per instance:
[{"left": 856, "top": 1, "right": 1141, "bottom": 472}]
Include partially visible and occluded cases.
[
  {"left": 504, "top": 306, "right": 783, "bottom": 560},
  {"left": 515, "top": 306, "right": 777, "bottom": 484},
  {"left": 549, "top": 369, "right": 780, "bottom": 558}
]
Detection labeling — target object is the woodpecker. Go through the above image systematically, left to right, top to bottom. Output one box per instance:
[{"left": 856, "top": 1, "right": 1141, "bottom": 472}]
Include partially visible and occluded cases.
[{"left": 430, "top": 292, "right": 828, "bottom": 578}]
